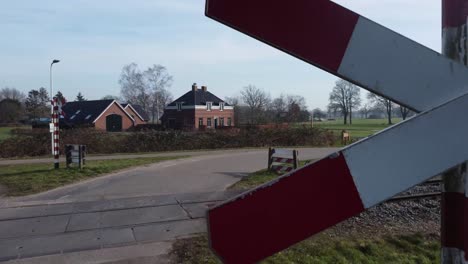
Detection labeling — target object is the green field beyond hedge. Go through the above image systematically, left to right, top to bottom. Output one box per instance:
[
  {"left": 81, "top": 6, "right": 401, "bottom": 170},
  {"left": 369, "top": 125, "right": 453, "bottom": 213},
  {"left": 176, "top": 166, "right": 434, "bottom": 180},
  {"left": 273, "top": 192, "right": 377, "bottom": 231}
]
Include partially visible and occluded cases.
[
  {"left": 314, "top": 118, "right": 403, "bottom": 138},
  {"left": 0, "top": 127, "right": 13, "bottom": 141}
]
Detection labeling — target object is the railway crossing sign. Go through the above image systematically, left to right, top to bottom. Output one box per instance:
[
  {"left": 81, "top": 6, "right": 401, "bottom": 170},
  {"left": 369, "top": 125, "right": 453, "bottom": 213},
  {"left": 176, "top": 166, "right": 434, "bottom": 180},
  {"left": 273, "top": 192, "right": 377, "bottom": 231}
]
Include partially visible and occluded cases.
[{"left": 205, "top": 0, "right": 468, "bottom": 263}]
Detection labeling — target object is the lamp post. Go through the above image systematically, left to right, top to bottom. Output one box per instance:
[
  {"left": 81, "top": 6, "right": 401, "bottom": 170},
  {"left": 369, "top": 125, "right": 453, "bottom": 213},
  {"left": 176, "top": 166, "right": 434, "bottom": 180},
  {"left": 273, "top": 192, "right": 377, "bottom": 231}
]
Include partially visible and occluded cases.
[
  {"left": 50, "top": 59, "right": 60, "bottom": 169},
  {"left": 50, "top": 59, "right": 60, "bottom": 102}
]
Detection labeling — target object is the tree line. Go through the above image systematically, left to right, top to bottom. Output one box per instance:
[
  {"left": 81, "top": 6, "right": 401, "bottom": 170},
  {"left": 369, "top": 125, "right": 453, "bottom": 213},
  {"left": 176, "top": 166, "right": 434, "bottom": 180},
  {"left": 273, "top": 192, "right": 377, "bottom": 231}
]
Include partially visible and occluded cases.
[
  {"left": 326, "top": 79, "right": 413, "bottom": 125},
  {"left": 225, "top": 85, "right": 310, "bottom": 125}
]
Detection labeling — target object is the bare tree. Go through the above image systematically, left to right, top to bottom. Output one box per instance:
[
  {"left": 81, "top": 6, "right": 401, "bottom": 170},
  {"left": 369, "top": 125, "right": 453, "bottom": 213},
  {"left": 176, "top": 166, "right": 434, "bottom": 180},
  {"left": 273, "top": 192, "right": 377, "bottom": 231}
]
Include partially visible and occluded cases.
[
  {"left": 119, "top": 63, "right": 173, "bottom": 123},
  {"left": 120, "top": 63, "right": 149, "bottom": 112},
  {"left": 146, "top": 65, "right": 173, "bottom": 123},
  {"left": 328, "top": 79, "right": 361, "bottom": 125},
  {"left": 240, "top": 85, "right": 270, "bottom": 124},
  {"left": 0, "top": 87, "right": 25, "bottom": 102},
  {"left": 367, "top": 92, "right": 396, "bottom": 125},
  {"left": 101, "top": 95, "right": 121, "bottom": 101},
  {"left": 285, "top": 95, "right": 308, "bottom": 122},
  {"left": 225, "top": 96, "right": 241, "bottom": 126},
  {"left": 0, "top": 99, "right": 23, "bottom": 123},
  {"left": 359, "top": 104, "right": 371, "bottom": 119},
  {"left": 399, "top": 105, "right": 411, "bottom": 120},
  {"left": 312, "top": 108, "right": 326, "bottom": 120}
]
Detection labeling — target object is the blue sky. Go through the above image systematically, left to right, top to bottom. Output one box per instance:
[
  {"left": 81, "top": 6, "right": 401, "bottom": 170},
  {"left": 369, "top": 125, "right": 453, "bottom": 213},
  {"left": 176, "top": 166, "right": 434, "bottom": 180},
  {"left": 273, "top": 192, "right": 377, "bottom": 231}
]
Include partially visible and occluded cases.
[{"left": 0, "top": 0, "right": 441, "bottom": 109}]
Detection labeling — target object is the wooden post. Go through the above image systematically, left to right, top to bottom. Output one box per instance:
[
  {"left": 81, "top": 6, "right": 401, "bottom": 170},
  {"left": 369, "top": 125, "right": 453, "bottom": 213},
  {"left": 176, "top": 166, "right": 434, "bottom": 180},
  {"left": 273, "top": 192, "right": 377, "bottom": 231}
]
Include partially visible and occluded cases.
[
  {"left": 78, "top": 145, "right": 82, "bottom": 169},
  {"left": 268, "top": 147, "right": 273, "bottom": 171},
  {"left": 293, "top": 150, "right": 298, "bottom": 169}
]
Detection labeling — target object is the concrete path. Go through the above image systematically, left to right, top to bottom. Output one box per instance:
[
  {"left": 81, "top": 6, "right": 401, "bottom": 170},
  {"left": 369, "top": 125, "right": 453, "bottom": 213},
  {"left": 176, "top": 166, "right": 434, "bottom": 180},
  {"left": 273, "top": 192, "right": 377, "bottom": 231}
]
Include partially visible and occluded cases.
[
  {"left": 9, "top": 148, "right": 338, "bottom": 203},
  {"left": 0, "top": 190, "right": 243, "bottom": 262}
]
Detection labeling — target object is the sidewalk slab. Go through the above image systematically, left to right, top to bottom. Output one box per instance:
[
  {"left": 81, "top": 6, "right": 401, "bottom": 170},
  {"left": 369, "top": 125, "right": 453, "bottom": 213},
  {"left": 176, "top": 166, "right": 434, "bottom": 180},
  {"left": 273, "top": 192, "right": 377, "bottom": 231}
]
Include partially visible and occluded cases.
[
  {"left": 175, "top": 190, "right": 244, "bottom": 204},
  {"left": 72, "top": 194, "right": 178, "bottom": 214},
  {"left": 181, "top": 203, "right": 213, "bottom": 219},
  {"left": 0, "top": 204, "right": 74, "bottom": 221},
  {"left": 67, "top": 205, "right": 189, "bottom": 232},
  {"left": 0, "top": 215, "right": 69, "bottom": 239},
  {"left": 133, "top": 218, "right": 206, "bottom": 243},
  {"left": 0, "top": 227, "right": 136, "bottom": 260},
  {"left": 1, "top": 241, "right": 172, "bottom": 264}
]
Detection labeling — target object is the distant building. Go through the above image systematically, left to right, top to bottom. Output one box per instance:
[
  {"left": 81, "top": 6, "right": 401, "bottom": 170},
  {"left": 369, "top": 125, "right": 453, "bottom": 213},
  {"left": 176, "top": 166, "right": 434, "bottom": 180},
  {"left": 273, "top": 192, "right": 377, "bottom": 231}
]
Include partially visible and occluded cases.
[
  {"left": 161, "top": 83, "right": 235, "bottom": 130},
  {"left": 61, "top": 100, "right": 147, "bottom": 131}
]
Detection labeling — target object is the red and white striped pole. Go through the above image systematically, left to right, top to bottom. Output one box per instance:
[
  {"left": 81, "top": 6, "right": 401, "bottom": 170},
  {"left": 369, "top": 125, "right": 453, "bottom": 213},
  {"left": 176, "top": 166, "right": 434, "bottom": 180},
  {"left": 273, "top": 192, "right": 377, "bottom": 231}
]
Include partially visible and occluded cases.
[
  {"left": 441, "top": 0, "right": 468, "bottom": 262},
  {"left": 51, "top": 97, "right": 60, "bottom": 169}
]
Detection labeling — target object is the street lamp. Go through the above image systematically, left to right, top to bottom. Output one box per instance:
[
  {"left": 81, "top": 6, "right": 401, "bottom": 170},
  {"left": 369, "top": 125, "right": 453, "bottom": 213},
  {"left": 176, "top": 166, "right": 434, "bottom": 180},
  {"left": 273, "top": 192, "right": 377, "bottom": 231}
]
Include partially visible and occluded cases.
[
  {"left": 50, "top": 59, "right": 60, "bottom": 169},
  {"left": 50, "top": 59, "right": 60, "bottom": 100}
]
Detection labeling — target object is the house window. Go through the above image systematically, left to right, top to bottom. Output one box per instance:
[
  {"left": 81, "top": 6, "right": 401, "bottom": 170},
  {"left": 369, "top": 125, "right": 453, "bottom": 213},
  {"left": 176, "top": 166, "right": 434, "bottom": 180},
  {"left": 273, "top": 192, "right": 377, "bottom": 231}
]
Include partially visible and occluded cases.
[
  {"left": 177, "top": 102, "right": 183, "bottom": 111},
  {"left": 207, "top": 102, "right": 212, "bottom": 111},
  {"left": 220, "top": 102, "right": 224, "bottom": 111},
  {"left": 220, "top": 117, "right": 224, "bottom": 126},
  {"left": 227, "top": 117, "right": 232, "bottom": 126},
  {"left": 198, "top": 118, "right": 203, "bottom": 127},
  {"left": 207, "top": 118, "right": 212, "bottom": 127}
]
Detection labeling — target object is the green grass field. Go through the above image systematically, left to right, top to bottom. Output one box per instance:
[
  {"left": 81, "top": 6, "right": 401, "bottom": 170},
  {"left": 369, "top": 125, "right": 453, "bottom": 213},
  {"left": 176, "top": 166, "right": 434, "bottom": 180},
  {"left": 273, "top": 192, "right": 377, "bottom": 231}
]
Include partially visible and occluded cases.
[
  {"left": 314, "top": 118, "right": 403, "bottom": 138},
  {"left": 0, "top": 127, "right": 14, "bottom": 141},
  {"left": 0, "top": 156, "right": 189, "bottom": 196}
]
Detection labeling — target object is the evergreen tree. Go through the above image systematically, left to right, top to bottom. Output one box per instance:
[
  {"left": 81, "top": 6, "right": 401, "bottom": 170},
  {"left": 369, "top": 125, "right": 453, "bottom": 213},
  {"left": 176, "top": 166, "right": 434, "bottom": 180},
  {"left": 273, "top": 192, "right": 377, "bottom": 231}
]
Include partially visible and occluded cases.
[
  {"left": 25, "top": 88, "right": 49, "bottom": 119},
  {"left": 76, "top": 92, "right": 86, "bottom": 101}
]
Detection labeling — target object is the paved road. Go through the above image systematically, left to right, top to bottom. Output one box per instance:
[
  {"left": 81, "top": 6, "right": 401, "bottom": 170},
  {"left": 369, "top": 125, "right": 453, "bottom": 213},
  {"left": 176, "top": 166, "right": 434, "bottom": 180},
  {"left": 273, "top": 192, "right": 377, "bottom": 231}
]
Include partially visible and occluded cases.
[
  {"left": 0, "top": 147, "right": 339, "bottom": 263},
  {"left": 9, "top": 148, "right": 338, "bottom": 203}
]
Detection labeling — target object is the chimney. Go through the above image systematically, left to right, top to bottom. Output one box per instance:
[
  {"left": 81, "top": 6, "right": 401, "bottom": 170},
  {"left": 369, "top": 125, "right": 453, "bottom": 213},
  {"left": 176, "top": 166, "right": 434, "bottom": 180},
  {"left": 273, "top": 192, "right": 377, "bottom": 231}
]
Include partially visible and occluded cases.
[
  {"left": 192, "top": 83, "right": 198, "bottom": 92},
  {"left": 201, "top": 86, "right": 207, "bottom": 92}
]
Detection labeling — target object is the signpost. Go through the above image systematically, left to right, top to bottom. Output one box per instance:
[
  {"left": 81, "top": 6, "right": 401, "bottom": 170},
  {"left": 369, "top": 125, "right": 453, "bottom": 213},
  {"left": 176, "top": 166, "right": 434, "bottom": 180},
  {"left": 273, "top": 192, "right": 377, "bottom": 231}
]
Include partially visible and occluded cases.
[{"left": 205, "top": 0, "right": 468, "bottom": 263}]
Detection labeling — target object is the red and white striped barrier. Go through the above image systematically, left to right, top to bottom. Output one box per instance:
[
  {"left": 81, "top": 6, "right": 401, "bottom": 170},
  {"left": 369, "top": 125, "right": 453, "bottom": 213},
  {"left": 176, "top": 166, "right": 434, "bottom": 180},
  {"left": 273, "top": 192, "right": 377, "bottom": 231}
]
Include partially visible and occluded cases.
[
  {"left": 205, "top": 0, "right": 468, "bottom": 263},
  {"left": 206, "top": 0, "right": 468, "bottom": 113},
  {"left": 441, "top": 0, "right": 468, "bottom": 262},
  {"left": 209, "top": 93, "right": 468, "bottom": 264},
  {"left": 51, "top": 97, "right": 60, "bottom": 169},
  {"left": 268, "top": 148, "right": 298, "bottom": 173},
  {"left": 271, "top": 157, "right": 294, "bottom": 164},
  {"left": 270, "top": 165, "right": 293, "bottom": 173}
]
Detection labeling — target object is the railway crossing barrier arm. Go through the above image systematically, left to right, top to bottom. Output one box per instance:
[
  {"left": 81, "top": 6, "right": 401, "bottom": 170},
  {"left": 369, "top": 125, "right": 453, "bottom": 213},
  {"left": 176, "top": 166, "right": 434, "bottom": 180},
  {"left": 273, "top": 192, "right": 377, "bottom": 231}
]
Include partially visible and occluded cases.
[
  {"left": 205, "top": 0, "right": 468, "bottom": 263},
  {"left": 208, "top": 93, "right": 468, "bottom": 263}
]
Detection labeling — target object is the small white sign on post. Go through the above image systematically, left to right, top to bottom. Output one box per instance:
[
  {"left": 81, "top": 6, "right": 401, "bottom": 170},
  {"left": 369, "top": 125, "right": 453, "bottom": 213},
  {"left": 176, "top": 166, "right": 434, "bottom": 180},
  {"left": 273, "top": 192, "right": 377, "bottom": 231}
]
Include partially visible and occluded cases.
[{"left": 49, "top": 123, "right": 54, "bottom": 133}]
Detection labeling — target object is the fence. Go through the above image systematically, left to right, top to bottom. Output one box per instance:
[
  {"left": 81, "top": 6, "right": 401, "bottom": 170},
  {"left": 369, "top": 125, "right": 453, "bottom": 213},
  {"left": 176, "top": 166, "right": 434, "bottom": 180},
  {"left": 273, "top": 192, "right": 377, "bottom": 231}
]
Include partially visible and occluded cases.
[
  {"left": 65, "top": 144, "right": 86, "bottom": 169},
  {"left": 268, "top": 147, "right": 298, "bottom": 173}
]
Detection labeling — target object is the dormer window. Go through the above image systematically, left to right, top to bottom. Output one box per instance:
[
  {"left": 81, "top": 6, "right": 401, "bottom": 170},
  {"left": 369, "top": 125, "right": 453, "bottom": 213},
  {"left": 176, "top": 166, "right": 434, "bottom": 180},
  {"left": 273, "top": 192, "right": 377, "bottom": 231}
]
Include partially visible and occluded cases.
[
  {"left": 176, "top": 102, "right": 183, "bottom": 111},
  {"left": 207, "top": 102, "right": 212, "bottom": 111},
  {"left": 220, "top": 102, "right": 225, "bottom": 111}
]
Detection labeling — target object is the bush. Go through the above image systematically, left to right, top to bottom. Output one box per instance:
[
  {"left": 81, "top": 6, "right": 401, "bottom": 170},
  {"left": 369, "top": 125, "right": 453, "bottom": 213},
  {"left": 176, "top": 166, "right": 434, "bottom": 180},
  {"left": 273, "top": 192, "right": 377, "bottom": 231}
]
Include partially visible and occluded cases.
[{"left": 0, "top": 127, "right": 335, "bottom": 158}]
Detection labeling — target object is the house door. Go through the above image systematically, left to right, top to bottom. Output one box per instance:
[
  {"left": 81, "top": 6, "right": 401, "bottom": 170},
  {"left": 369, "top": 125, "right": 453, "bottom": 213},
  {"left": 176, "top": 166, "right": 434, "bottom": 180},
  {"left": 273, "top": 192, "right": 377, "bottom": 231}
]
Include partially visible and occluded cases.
[
  {"left": 106, "top": 114, "right": 122, "bottom": 132},
  {"left": 214, "top": 118, "right": 218, "bottom": 128}
]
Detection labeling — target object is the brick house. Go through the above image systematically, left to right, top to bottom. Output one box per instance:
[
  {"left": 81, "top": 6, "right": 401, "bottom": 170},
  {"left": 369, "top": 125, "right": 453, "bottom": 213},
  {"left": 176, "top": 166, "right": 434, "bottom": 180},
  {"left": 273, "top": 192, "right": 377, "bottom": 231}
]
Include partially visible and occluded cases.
[
  {"left": 161, "top": 84, "right": 234, "bottom": 130},
  {"left": 61, "top": 100, "right": 147, "bottom": 131},
  {"left": 121, "top": 103, "right": 150, "bottom": 125}
]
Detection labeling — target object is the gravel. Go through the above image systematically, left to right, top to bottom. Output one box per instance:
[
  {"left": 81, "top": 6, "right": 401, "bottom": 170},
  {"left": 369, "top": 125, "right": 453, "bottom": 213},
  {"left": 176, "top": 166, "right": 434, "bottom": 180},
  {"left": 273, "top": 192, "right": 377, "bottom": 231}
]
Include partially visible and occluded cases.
[{"left": 325, "top": 181, "right": 441, "bottom": 239}]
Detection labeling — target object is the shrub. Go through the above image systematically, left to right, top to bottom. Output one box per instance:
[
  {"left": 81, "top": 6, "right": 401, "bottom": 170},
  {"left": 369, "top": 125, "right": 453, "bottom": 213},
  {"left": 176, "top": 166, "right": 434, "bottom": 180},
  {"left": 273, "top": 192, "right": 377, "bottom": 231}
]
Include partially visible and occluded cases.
[{"left": 0, "top": 127, "right": 335, "bottom": 158}]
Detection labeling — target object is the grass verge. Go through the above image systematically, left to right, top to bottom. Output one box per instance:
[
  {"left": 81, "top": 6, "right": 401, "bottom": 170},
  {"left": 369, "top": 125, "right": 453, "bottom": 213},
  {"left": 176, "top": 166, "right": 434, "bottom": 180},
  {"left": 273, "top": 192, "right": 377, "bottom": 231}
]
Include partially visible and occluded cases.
[
  {"left": 0, "top": 156, "right": 189, "bottom": 196},
  {"left": 229, "top": 160, "right": 311, "bottom": 190},
  {"left": 170, "top": 233, "right": 439, "bottom": 264}
]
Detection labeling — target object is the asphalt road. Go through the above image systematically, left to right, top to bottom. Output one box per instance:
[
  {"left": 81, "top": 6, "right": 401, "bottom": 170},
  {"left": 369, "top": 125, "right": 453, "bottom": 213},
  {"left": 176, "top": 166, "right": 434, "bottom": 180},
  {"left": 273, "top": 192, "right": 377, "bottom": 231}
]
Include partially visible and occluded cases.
[{"left": 10, "top": 148, "right": 339, "bottom": 203}]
